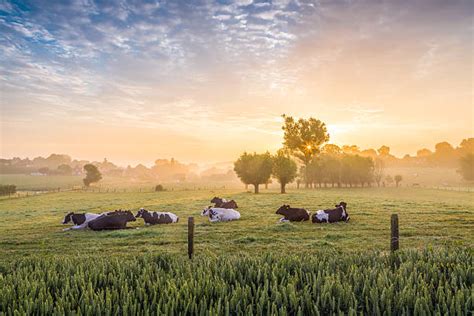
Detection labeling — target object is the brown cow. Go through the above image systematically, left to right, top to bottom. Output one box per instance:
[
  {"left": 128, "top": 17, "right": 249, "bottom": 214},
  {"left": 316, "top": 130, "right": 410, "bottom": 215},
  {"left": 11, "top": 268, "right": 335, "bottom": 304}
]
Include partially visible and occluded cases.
[
  {"left": 211, "top": 197, "right": 238, "bottom": 209},
  {"left": 275, "top": 205, "right": 310, "bottom": 222},
  {"left": 88, "top": 210, "right": 136, "bottom": 230}
]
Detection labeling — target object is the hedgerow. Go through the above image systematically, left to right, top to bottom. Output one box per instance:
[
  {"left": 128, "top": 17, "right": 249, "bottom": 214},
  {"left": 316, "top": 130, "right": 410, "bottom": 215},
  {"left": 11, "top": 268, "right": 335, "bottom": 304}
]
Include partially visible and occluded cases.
[{"left": 0, "top": 248, "right": 471, "bottom": 315}]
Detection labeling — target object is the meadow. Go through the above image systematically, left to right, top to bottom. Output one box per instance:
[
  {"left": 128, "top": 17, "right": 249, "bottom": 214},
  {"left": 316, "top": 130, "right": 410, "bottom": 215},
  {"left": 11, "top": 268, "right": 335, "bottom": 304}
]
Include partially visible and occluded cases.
[
  {"left": 0, "top": 187, "right": 472, "bottom": 260},
  {"left": 0, "top": 187, "right": 473, "bottom": 314}
]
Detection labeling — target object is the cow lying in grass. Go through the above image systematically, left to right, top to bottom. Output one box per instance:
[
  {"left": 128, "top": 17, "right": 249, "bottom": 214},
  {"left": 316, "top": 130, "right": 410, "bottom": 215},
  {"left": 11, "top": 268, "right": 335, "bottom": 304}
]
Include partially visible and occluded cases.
[
  {"left": 210, "top": 197, "right": 238, "bottom": 209},
  {"left": 312, "top": 202, "right": 350, "bottom": 223},
  {"left": 276, "top": 205, "right": 310, "bottom": 222},
  {"left": 201, "top": 207, "right": 240, "bottom": 222},
  {"left": 135, "top": 208, "right": 179, "bottom": 225},
  {"left": 88, "top": 210, "right": 136, "bottom": 231},
  {"left": 62, "top": 211, "right": 108, "bottom": 231}
]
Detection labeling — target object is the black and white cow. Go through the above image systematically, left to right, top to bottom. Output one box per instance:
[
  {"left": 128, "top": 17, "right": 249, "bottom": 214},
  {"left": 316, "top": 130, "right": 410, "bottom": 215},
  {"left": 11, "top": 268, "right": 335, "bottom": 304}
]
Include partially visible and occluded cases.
[
  {"left": 210, "top": 197, "right": 238, "bottom": 209},
  {"left": 311, "top": 202, "right": 350, "bottom": 223},
  {"left": 275, "top": 205, "right": 310, "bottom": 222},
  {"left": 201, "top": 206, "right": 241, "bottom": 222},
  {"left": 135, "top": 208, "right": 179, "bottom": 225},
  {"left": 88, "top": 210, "right": 136, "bottom": 231},
  {"left": 62, "top": 212, "right": 106, "bottom": 231}
]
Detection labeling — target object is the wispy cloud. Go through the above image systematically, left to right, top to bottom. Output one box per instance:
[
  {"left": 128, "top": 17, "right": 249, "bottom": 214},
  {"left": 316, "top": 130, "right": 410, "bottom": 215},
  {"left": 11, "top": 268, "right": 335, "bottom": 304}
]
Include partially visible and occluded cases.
[{"left": 0, "top": 0, "right": 472, "bottom": 162}]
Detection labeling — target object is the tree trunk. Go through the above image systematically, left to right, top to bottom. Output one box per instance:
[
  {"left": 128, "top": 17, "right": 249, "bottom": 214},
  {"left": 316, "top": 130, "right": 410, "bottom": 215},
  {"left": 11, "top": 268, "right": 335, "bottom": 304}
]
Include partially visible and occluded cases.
[
  {"left": 265, "top": 183, "right": 268, "bottom": 189},
  {"left": 280, "top": 183, "right": 286, "bottom": 194},
  {"left": 245, "top": 184, "right": 248, "bottom": 190},
  {"left": 254, "top": 184, "right": 259, "bottom": 194}
]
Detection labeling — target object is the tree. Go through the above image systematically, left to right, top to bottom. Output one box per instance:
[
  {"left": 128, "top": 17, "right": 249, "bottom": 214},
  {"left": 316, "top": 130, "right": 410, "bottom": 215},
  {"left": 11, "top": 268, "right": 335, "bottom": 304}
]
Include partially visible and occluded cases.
[
  {"left": 281, "top": 115, "right": 329, "bottom": 188},
  {"left": 458, "top": 138, "right": 474, "bottom": 157},
  {"left": 433, "top": 141, "right": 457, "bottom": 167},
  {"left": 322, "top": 144, "right": 342, "bottom": 156},
  {"left": 342, "top": 145, "right": 360, "bottom": 155},
  {"left": 377, "top": 145, "right": 391, "bottom": 157},
  {"left": 416, "top": 148, "right": 432, "bottom": 157},
  {"left": 360, "top": 149, "right": 378, "bottom": 159},
  {"left": 272, "top": 150, "right": 297, "bottom": 193},
  {"left": 234, "top": 152, "right": 273, "bottom": 193},
  {"left": 320, "top": 154, "right": 341, "bottom": 187},
  {"left": 458, "top": 154, "right": 474, "bottom": 181},
  {"left": 306, "top": 158, "right": 323, "bottom": 188},
  {"left": 373, "top": 158, "right": 385, "bottom": 187},
  {"left": 57, "top": 164, "right": 73, "bottom": 175},
  {"left": 83, "top": 164, "right": 102, "bottom": 187},
  {"left": 394, "top": 174, "right": 403, "bottom": 187},
  {"left": 385, "top": 175, "right": 394, "bottom": 187},
  {"left": 0, "top": 184, "right": 16, "bottom": 196}
]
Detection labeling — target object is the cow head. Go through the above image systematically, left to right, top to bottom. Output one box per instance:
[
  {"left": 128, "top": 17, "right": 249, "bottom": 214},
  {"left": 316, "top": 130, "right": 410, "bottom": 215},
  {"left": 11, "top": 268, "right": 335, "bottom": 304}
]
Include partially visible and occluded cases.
[
  {"left": 210, "top": 197, "right": 221, "bottom": 204},
  {"left": 226, "top": 200, "right": 238, "bottom": 209},
  {"left": 337, "top": 202, "right": 350, "bottom": 222},
  {"left": 276, "top": 205, "right": 290, "bottom": 215},
  {"left": 201, "top": 206, "right": 212, "bottom": 216},
  {"left": 135, "top": 208, "right": 148, "bottom": 218},
  {"left": 123, "top": 210, "right": 136, "bottom": 222},
  {"left": 62, "top": 212, "right": 74, "bottom": 224}
]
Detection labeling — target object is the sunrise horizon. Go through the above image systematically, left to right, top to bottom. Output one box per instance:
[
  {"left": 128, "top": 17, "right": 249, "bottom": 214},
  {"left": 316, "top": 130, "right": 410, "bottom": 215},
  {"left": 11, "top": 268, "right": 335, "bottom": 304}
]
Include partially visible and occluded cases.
[{"left": 1, "top": 0, "right": 472, "bottom": 165}]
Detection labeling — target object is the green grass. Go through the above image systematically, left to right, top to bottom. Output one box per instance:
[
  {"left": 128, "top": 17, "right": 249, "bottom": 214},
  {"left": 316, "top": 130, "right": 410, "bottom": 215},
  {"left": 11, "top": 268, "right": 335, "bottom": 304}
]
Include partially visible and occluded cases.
[
  {"left": 0, "top": 188, "right": 472, "bottom": 260},
  {"left": 1, "top": 249, "right": 471, "bottom": 315}
]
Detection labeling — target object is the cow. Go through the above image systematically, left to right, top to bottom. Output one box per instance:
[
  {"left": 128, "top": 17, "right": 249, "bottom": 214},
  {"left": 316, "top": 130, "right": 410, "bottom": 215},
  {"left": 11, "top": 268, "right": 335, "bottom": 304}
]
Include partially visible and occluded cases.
[
  {"left": 210, "top": 197, "right": 238, "bottom": 209},
  {"left": 311, "top": 202, "right": 350, "bottom": 223},
  {"left": 275, "top": 205, "right": 310, "bottom": 222},
  {"left": 201, "top": 206, "right": 240, "bottom": 222},
  {"left": 135, "top": 208, "right": 179, "bottom": 225},
  {"left": 88, "top": 210, "right": 136, "bottom": 231},
  {"left": 62, "top": 211, "right": 107, "bottom": 231}
]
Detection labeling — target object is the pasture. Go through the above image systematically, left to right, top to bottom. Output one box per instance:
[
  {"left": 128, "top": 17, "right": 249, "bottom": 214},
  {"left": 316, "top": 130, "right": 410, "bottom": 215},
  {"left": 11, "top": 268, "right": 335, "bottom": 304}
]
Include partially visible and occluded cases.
[{"left": 0, "top": 187, "right": 472, "bottom": 260}]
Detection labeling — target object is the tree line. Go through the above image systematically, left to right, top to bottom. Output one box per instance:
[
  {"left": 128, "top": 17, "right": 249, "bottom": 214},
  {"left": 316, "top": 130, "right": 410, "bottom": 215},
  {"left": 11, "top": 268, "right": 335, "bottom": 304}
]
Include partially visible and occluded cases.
[
  {"left": 233, "top": 115, "right": 432, "bottom": 193},
  {"left": 0, "top": 184, "right": 16, "bottom": 196}
]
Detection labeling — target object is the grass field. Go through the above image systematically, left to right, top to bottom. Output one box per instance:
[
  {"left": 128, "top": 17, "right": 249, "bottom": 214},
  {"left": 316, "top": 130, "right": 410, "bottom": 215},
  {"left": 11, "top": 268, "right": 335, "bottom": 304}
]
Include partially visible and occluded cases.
[
  {"left": 0, "top": 187, "right": 472, "bottom": 261},
  {"left": 1, "top": 187, "right": 472, "bottom": 314}
]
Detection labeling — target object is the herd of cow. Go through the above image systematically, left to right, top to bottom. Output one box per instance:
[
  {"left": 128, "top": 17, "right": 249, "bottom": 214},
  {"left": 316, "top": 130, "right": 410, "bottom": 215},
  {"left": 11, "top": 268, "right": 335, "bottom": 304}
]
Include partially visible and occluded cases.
[{"left": 62, "top": 196, "right": 350, "bottom": 231}]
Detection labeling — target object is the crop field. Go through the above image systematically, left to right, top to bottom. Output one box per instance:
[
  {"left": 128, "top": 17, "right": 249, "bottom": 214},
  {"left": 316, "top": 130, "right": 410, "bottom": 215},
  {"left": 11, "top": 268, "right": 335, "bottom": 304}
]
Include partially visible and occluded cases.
[{"left": 1, "top": 249, "right": 471, "bottom": 315}]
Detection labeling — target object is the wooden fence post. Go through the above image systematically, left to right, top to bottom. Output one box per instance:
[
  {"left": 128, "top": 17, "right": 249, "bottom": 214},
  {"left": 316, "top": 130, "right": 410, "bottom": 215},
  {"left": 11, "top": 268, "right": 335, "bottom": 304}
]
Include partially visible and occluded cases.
[
  {"left": 391, "top": 214, "right": 399, "bottom": 252},
  {"left": 188, "top": 217, "right": 194, "bottom": 259}
]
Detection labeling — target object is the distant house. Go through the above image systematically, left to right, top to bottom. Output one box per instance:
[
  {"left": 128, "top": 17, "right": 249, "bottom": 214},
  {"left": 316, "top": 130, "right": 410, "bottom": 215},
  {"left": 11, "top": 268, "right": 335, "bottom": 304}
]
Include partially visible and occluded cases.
[{"left": 30, "top": 172, "right": 46, "bottom": 176}]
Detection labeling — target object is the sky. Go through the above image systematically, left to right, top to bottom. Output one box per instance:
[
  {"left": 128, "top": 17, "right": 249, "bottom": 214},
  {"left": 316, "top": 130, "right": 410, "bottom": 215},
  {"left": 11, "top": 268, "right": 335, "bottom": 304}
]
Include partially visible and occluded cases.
[{"left": 0, "top": 0, "right": 473, "bottom": 166}]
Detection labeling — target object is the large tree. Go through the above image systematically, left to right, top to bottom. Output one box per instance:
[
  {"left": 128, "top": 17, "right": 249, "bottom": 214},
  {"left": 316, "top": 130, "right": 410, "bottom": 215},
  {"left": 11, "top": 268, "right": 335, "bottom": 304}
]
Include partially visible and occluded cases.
[
  {"left": 281, "top": 115, "right": 329, "bottom": 188},
  {"left": 272, "top": 150, "right": 297, "bottom": 193},
  {"left": 234, "top": 152, "right": 273, "bottom": 193},
  {"left": 458, "top": 153, "right": 474, "bottom": 181},
  {"left": 373, "top": 158, "right": 385, "bottom": 187},
  {"left": 83, "top": 164, "right": 102, "bottom": 187},
  {"left": 394, "top": 174, "right": 403, "bottom": 187}
]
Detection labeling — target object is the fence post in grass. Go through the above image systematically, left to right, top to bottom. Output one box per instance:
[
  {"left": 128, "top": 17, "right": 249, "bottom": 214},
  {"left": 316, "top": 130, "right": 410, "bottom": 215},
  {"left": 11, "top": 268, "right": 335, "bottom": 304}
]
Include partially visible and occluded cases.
[
  {"left": 391, "top": 214, "right": 399, "bottom": 252},
  {"left": 188, "top": 217, "right": 194, "bottom": 259}
]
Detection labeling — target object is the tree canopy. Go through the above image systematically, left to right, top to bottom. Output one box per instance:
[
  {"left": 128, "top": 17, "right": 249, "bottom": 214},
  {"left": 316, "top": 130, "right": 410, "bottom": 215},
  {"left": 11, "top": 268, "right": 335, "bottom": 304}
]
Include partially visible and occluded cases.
[
  {"left": 282, "top": 114, "right": 329, "bottom": 187},
  {"left": 272, "top": 150, "right": 297, "bottom": 193},
  {"left": 234, "top": 152, "right": 273, "bottom": 193},
  {"left": 458, "top": 153, "right": 474, "bottom": 181},
  {"left": 83, "top": 164, "right": 102, "bottom": 187}
]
